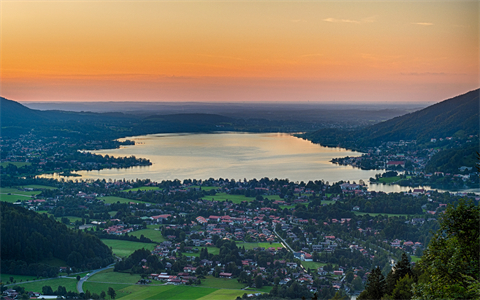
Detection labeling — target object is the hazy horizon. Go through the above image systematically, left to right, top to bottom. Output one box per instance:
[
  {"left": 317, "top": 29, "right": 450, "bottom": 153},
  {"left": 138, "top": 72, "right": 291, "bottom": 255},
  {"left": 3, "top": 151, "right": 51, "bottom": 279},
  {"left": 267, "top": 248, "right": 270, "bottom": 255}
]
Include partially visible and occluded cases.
[{"left": 2, "top": 1, "right": 478, "bottom": 103}]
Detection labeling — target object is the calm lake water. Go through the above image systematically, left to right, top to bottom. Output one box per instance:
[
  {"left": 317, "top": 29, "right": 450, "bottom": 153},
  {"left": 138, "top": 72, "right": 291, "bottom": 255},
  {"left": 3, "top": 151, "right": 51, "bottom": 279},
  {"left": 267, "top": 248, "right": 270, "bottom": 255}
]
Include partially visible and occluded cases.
[{"left": 44, "top": 133, "right": 432, "bottom": 193}]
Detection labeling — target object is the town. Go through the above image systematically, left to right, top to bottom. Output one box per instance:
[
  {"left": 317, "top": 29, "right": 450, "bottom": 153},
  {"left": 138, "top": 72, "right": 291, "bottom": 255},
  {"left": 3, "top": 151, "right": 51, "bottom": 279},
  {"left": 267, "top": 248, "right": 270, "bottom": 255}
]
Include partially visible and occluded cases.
[{"left": 2, "top": 174, "right": 477, "bottom": 299}]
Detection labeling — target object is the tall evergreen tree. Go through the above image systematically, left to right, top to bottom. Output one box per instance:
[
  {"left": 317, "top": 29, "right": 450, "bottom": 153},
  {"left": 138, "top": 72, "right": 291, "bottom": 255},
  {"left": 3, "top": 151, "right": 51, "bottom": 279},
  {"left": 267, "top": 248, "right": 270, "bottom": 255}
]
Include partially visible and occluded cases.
[{"left": 358, "top": 267, "right": 385, "bottom": 300}]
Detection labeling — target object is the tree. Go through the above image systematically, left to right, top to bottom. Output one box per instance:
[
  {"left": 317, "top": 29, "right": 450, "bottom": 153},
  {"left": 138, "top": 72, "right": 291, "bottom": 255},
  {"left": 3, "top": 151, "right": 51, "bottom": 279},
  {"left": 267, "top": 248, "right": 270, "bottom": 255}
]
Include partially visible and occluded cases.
[
  {"left": 412, "top": 199, "right": 480, "bottom": 299},
  {"left": 385, "top": 252, "right": 413, "bottom": 295},
  {"left": 358, "top": 267, "right": 385, "bottom": 300},
  {"left": 255, "top": 274, "right": 263, "bottom": 289},
  {"left": 391, "top": 274, "right": 414, "bottom": 300},
  {"left": 76, "top": 275, "right": 81, "bottom": 281},
  {"left": 42, "top": 285, "right": 54, "bottom": 295},
  {"left": 107, "top": 287, "right": 116, "bottom": 299},
  {"left": 100, "top": 291, "right": 106, "bottom": 299}
]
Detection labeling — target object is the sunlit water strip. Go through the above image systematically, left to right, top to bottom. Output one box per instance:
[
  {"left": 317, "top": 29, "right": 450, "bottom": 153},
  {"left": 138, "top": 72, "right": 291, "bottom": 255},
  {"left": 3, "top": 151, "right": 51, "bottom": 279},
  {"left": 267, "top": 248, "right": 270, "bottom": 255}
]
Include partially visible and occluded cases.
[{"left": 39, "top": 132, "right": 472, "bottom": 194}]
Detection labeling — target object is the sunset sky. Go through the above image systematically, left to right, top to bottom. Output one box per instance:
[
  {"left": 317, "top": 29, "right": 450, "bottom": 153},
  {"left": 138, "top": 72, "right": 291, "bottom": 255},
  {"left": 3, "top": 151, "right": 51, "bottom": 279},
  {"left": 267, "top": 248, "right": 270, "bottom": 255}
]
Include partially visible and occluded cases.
[{"left": 1, "top": 1, "right": 478, "bottom": 103}]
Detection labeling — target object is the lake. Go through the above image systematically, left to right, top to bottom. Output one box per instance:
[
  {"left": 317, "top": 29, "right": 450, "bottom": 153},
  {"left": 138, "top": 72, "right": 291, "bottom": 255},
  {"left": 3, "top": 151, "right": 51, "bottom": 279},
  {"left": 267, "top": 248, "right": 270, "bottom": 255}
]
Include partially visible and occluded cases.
[{"left": 43, "top": 133, "right": 426, "bottom": 193}]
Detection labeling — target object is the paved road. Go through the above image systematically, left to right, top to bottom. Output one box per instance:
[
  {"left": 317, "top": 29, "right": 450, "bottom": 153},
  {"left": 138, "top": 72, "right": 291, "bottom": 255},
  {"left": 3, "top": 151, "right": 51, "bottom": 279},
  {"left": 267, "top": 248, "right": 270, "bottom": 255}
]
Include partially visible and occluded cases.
[{"left": 77, "top": 264, "right": 115, "bottom": 293}]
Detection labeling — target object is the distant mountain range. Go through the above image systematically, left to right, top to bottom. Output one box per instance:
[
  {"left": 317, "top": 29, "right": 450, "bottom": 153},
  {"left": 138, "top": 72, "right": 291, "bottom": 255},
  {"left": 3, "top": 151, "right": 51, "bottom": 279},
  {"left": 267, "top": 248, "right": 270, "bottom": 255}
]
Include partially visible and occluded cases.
[
  {"left": 301, "top": 88, "right": 479, "bottom": 148},
  {"left": 1, "top": 89, "right": 479, "bottom": 145}
]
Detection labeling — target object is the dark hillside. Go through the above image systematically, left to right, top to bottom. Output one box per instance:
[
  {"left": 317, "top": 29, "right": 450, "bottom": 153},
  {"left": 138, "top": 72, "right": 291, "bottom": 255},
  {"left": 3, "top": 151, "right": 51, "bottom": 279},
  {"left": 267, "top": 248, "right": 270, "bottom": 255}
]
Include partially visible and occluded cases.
[
  {"left": 302, "top": 89, "right": 479, "bottom": 148},
  {"left": 361, "top": 89, "right": 479, "bottom": 145},
  {"left": 0, "top": 97, "right": 46, "bottom": 124},
  {"left": 1, "top": 202, "right": 114, "bottom": 276}
]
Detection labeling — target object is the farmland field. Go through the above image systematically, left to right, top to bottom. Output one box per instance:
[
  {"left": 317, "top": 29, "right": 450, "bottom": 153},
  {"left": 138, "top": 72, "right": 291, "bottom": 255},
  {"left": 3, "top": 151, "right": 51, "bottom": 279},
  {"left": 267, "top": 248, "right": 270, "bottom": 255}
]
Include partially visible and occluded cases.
[
  {"left": 0, "top": 162, "right": 31, "bottom": 168},
  {"left": 20, "top": 184, "right": 57, "bottom": 190},
  {"left": 122, "top": 186, "right": 161, "bottom": 192},
  {"left": 202, "top": 193, "right": 254, "bottom": 203},
  {"left": 98, "top": 196, "right": 150, "bottom": 204},
  {"left": 128, "top": 226, "right": 166, "bottom": 243},
  {"left": 100, "top": 239, "right": 156, "bottom": 257},
  {"left": 237, "top": 242, "right": 283, "bottom": 250},
  {"left": 301, "top": 261, "right": 326, "bottom": 270},
  {"left": 88, "top": 269, "right": 142, "bottom": 284},
  {"left": 1, "top": 273, "right": 38, "bottom": 283},
  {"left": 202, "top": 276, "right": 246, "bottom": 289},
  {"left": 10, "top": 277, "right": 77, "bottom": 293},
  {"left": 83, "top": 282, "right": 131, "bottom": 296},
  {"left": 118, "top": 285, "right": 217, "bottom": 300},
  {"left": 196, "top": 289, "right": 246, "bottom": 300}
]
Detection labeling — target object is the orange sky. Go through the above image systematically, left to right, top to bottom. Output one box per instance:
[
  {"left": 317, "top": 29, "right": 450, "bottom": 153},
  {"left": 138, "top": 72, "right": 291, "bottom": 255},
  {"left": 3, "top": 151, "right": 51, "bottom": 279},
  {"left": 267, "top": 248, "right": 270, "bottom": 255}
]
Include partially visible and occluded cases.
[{"left": 1, "top": 1, "right": 478, "bottom": 102}]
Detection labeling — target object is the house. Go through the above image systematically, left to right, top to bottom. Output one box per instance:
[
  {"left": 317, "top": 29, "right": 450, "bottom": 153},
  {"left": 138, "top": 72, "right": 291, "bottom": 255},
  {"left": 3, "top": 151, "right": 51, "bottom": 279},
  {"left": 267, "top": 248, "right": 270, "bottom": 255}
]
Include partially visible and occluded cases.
[{"left": 219, "top": 272, "right": 232, "bottom": 279}]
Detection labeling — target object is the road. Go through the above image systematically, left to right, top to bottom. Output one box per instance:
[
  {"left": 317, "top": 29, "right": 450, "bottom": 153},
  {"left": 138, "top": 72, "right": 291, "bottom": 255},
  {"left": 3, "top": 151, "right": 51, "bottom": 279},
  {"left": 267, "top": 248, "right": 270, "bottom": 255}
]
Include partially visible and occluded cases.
[
  {"left": 273, "top": 227, "right": 294, "bottom": 252},
  {"left": 77, "top": 263, "right": 115, "bottom": 293}
]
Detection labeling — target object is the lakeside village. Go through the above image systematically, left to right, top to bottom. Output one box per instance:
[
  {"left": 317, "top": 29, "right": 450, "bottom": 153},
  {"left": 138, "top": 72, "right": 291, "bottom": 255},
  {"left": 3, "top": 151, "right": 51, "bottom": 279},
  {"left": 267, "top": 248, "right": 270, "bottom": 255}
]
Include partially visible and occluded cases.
[
  {"left": 1, "top": 131, "right": 479, "bottom": 191},
  {"left": 329, "top": 134, "right": 479, "bottom": 190},
  {"left": 4, "top": 175, "right": 478, "bottom": 299}
]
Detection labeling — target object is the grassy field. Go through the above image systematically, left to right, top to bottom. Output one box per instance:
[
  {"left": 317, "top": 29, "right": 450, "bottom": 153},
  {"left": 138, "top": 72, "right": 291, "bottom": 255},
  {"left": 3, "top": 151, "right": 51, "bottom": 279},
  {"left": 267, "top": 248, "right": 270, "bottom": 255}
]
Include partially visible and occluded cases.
[
  {"left": 0, "top": 162, "right": 31, "bottom": 168},
  {"left": 377, "top": 176, "right": 401, "bottom": 184},
  {"left": 20, "top": 184, "right": 57, "bottom": 190},
  {"left": 122, "top": 186, "right": 161, "bottom": 192},
  {"left": 0, "top": 187, "right": 42, "bottom": 203},
  {"left": 202, "top": 192, "right": 284, "bottom": 203},
  {"left": 202, "top": 193, "right": 254, "bottom": 203},
  {"left": 99, "top": 196, "right": 150, "bottom": 204},
  {"left": 322, "top": 200, "right": 336, "bottom": 205},
  {"left": 129, "top": 227, "right": 166, "bottom": 243},
  {"left": 101, "top": 239, "right": 156, "bottom": 258},
  {"left": 237, "top": 242, "right": 283, "bottom": 250},
  {"left": 410, "top": 255, "right": 421, "bottom": 263},
  {"left": 301, "top": 261, "right": 326, "bottom": 270},
  {"left": 89, "top": 269, "right": 141, "bottom": 284},
  {"left": 1, "top": 274, "right": 39, "bottom": 283},
  {"left": 202, "top": 276, "right": 246, "bottom": 289},
  {"left": 10, "top": 277, "right": 78, "bottom": 293},
  {"left": 83, "top": 282, "right": 131, "bottom": 296},
  {"left": 118, "top": 285, "right": 217, "bottom": 300},
  {"left": 196, "top": 289, "right": 246, "bottom": 300}
]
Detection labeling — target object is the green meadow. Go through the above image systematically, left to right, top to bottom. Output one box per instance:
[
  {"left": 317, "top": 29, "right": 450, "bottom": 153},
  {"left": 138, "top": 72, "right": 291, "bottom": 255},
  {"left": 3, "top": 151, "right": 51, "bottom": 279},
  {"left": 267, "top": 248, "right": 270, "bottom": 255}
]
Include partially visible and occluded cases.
[
  {"left": 0, "top": 162, "right": 31, "bottom": 168},
  {"left": 376, "top": 176, "right": 401, "bottom": 184},
  {"left": 122, "top": 186, "right": 161, "bottom": 192},
  {"left": 0, "top": 187, "right": 43, "bottom": 203},
  {"left": 202, "top": 193, "right": 254, "bottom": 203},
  {"left": 202, "top": 193, "right": 283, "bottom": 204},
  {"left": 98, "top": 196, "right": 150, "bottom": 204},
  {"left": 128, "top": 226, "right": 166, "bottom": 243},
  {"left": 100, "top": 239, "right": 156, "bottom": 258},
  {"left": 237, "top": 242, "right": 283, "bottom": 250},
  {"left": 301, "top": 261, "right": 326, "bottom": 270},
  {"left": 89, "top": 269, "right": 141, "bottom": 284},
  {"left": 1, "top": 274, "right": 39, "bottom": 283},
  {"left": 202, "top": 276, "right": 246, "bottom": 289},
  {"left": 9, "top": 277, "right": 78, "bottom": 293},
  {"left": 83, "top": 282, "right": 131, "bottom": 296},
  {"left": 118, "top": 285, "right": 216, "bottom": 300},
  {"left": 196, "top": 289, "right": 246, "bottom": 300}
]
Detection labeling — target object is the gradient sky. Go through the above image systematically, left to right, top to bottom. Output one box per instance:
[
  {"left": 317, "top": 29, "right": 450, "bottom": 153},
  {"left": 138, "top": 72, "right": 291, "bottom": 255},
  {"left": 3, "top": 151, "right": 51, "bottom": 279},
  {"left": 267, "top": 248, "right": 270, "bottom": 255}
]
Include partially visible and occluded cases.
[{"left": 1, "top": 1, "right": 478, "bottom": 103}]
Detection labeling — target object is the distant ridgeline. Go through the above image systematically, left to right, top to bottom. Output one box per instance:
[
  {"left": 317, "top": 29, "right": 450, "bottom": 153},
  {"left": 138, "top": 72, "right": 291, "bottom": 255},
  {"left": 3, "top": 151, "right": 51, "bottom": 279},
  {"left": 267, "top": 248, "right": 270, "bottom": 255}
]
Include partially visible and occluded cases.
[
  {"left": 300, "top": 89, "right": 479, "bottom": 148},
  {"left": 300, "top": 89, "right": 480, "bottom": 173},
  {"left": 0, "top": 97, "right": 238, "bottom": 139},
  {"left": 1, "top": 202, "right": 114, "bottom": 277}
]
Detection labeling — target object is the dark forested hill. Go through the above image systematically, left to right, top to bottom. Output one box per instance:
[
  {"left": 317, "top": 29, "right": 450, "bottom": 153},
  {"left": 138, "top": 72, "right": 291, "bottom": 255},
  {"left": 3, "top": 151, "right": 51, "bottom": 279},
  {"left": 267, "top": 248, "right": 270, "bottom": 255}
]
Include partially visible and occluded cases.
[
  {"left": 302, "top": 89, "right": 479, "bottom": 148},
  {"left": 361, "top": 89, "right": 479, "bottom": 144},
  {"left": 1, "top": 202, "right": 114, "bottom": 276}
]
